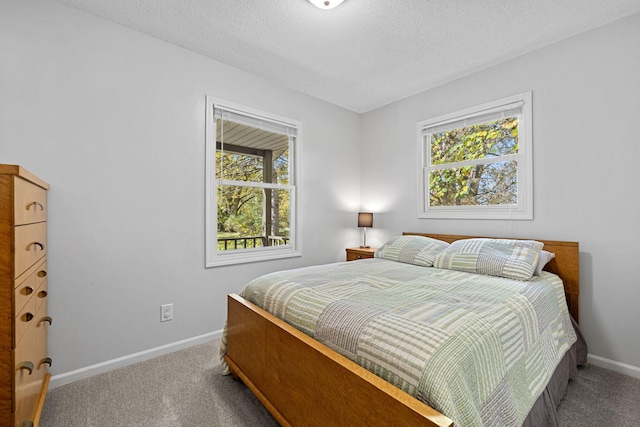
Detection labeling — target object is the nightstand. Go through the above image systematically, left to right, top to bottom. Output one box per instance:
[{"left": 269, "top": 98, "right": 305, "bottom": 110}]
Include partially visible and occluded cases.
[{"left": 345, "top": 247, "right": 377, "bottom": 261}]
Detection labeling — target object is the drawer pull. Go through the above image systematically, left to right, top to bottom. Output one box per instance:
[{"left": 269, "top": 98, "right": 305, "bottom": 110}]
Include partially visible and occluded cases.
[
  {"left": 28, "top": 201, "right": 44, "bottom": 211},
  {"left": 32, "top": 242, "right": 45, "bottom": 251},
  {"left": 38, "top": 270, "right": 47, "bottom": 278},
  {"left": 22, "top": 286, "right": 35, "bottom": 296},
  {"left": 38, "top": 290, "right": 48, "bottom": 299},
  {"left": 21, "top": 312, "right": 34, "bottom": 322},
  {"left": 40, "top": 316, "right": 53, "bottom": 326},
  {"left": 40, "top": 357, "right": 53, "bottom": 368},
  {"left": 18, "top": 361, "right": 34, "bottom": 375}
]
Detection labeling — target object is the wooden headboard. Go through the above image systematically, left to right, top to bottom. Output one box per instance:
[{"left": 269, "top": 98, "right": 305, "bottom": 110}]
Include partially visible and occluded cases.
[{"left": 403, "top": 232, "right": 580, "bottom": 323}]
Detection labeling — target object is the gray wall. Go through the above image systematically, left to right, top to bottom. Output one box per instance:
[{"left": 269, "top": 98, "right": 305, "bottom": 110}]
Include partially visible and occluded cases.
[
  {"left": 1, "top": 0, "right": 362, "bottom": 377},
  {"left": 361, "top": 13, "right": 640, "bottom": 373}
]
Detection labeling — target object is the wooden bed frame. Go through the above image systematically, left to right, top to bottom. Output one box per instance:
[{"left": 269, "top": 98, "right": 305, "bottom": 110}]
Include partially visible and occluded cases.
[{"left": 224, "top": 233, "right": 579, "bottom": 427}]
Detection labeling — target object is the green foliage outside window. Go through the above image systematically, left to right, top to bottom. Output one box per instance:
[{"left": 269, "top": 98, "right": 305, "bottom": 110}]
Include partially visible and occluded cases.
[
  {"left": 429, "top": 117, "right": 519, "bottom": 207},
  {"left": 216, "top": 150, "right": 290, "bottom": 250}
]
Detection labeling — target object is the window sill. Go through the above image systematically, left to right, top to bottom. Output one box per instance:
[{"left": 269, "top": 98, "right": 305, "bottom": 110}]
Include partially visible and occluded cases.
[
  {"left": 419, "top": 205, "right": 532, "bottom": 220},
  {"left": 206, "top": 247, "right": 302, "bottom": 268}
]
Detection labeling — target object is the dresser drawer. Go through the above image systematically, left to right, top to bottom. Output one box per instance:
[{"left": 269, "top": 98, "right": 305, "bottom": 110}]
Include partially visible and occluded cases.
[
  {"left": 13, "top": 176, "right": 47, "bottom": 226},
  {"left": 14, "top": 222, "right": 47, "bottom": 279},
  {"left": 14, "top": 259, "right": 47, "bottom": 317},
  {"left": 35, "top": 260, "right": 48, "bottom": 289},
  {"left": 14, "top": 272, "right": 36, "bottom": 319},
  {"left": 36, "top": 278, "right": 48, "bottom": 313},
  {"left": 15, "top": 297, "right": 37, "bottom": 348},
  {"left": 14, "top": 305, "right": 49, "bottom": 426}
]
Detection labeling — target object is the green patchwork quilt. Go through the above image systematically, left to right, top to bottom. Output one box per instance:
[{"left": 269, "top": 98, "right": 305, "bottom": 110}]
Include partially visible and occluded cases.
[{"left": 224, "top": 258, "right": 576, "bottom": 426}]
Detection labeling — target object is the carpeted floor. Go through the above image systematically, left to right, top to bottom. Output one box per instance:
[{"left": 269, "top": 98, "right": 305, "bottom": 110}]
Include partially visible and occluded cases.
[
  {"left": 40, "top": 340, "right": 640, "bottom": 426},
  {"left": 40, "top": 340, "right": 278, "bottom": 427},
  {"left": 557, "top": 363, "right": 640, "bottom": 427}
]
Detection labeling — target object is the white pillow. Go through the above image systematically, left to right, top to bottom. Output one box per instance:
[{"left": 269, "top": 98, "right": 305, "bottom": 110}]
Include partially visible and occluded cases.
[{"left": 534, "top": 250, "right": 556, "bottom": 275}]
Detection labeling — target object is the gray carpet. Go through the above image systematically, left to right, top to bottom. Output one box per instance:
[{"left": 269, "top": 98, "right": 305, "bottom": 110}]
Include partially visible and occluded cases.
[
  {"left": 40, "top": 340, "right": 278, "bottom": 427},
  {"left": 41, "top": 340, "right": 640, "bottom": 426},
  {"left": 557, "top": 363, "right": 640, "bottom": 426}
]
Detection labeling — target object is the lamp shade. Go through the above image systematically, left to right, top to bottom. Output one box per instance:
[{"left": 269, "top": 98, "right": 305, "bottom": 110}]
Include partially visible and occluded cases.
[{"left": 357, "top": 212, "right": 373, "bottom": 228}]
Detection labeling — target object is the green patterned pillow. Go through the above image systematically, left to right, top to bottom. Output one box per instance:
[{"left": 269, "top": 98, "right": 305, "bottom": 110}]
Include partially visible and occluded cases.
[
  {"left": 375, "top": 235, "right": 449, "bottom": 267},
  {"left": 433, "top": 238, "right": 543, "bottom": 281}
]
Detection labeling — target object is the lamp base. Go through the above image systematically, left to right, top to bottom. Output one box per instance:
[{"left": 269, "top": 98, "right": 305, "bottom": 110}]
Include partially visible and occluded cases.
[{"left": 359, "top": 245, "right": 370, "bottom": 248}]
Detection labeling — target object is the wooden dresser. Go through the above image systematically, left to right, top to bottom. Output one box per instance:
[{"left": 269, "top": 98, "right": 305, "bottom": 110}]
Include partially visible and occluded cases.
[{"left": 0, "top": 165, "right": 51, "bottom": 427}]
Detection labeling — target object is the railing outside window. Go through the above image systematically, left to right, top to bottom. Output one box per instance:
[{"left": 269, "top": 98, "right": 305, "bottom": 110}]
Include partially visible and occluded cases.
[{"left": 217, "top": 236, "right": 290, "bottom": 251}]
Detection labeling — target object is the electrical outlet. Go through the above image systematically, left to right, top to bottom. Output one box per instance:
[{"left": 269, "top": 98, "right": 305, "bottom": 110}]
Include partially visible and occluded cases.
[{"left": 161, "top": 303, "right": 173, "bottom": 322}]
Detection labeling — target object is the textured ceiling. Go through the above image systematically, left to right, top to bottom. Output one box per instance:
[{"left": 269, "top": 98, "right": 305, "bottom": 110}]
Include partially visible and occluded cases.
[{"left": 56, "top": 0, "right": 640, "bottom": 113}]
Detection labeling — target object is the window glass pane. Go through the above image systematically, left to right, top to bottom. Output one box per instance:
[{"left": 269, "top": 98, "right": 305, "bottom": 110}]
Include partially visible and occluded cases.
[
  {"left": 430, "top": 117, "right": 519, "bottom": 166},
  {"left": 216, "top": 119, "right": 289, "bottom": 184},
  {"left": 216, "top": 151, "right": 263, "bottom": 182},
  {"left": 429, "top": 160, "right": 518, "bottom": 207},
  {"left": 217, "top": 185, "right": 291, "bottom": 252},
  {"left": 217, "top": 185, "right": 263, "bottom": 251}
]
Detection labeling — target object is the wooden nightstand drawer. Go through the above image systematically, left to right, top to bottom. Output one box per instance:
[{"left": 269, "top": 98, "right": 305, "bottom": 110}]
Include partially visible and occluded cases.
[{"left": 345, "top": 247, "right": 377, "bottom": 261}]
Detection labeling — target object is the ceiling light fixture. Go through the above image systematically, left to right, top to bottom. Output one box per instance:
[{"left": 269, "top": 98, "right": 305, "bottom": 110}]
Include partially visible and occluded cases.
[{"left": 309, "top": 0, "right": 345, "bottom": 10}]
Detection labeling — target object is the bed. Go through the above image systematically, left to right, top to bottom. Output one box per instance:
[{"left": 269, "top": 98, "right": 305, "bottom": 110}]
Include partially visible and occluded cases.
[{"left": 222, "top": 233, "right": 585, "bottom": 427}]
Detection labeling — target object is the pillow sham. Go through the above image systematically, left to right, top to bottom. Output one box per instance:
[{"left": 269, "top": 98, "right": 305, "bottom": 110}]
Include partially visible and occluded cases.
[
  {"left": 375, "top": 235, "right": 449, "bottom": 267},
  {"left": 433, "top": 238, "right": 544, "bottom": 281},
  {"left": 534, "top": 250, "right": 556, "bottom": 276}
]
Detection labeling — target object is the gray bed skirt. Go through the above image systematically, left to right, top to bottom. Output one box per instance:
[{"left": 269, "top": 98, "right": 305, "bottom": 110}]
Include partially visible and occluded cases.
[{"left": 522, "top": 318, "right": 587, "bottom": 427}]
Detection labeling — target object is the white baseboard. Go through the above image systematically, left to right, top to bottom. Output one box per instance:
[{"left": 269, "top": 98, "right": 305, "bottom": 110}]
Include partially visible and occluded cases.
[
  {"left": 49, "top": 330, "right": 223, "bottom": 389},
  {"left": 587, "top": 353, "right": 640, "bottom": 380}
]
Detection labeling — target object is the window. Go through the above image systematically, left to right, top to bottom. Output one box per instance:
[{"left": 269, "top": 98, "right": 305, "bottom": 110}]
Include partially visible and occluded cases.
[
  {"left": 418, "top": 92, "right": 533, "bottom": 220},
  {"left": 205, "top": 97, "right": 301, "bottom": 267}
]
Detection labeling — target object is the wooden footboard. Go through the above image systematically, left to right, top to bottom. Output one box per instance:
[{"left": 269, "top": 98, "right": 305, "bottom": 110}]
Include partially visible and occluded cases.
[{"left": 225, "top": 293, "right": 453, "bottom": 427}]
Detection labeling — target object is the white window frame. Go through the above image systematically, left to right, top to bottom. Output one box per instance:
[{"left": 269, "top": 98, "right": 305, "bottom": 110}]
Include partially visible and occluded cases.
[
  {"left": 417, "top": 91, "right": 533, "bottom": 220},
  {"left": 205, "top": 96, "right": 302, "bottom": 267}
]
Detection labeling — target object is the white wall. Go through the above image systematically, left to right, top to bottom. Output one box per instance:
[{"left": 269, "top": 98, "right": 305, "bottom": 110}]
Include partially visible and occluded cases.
[
  {"left": 0, "top": 0, "right": 362, "bottom": 380},
  {"left": 361, "top": 13, "right": 640, "bottom": 374}
]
